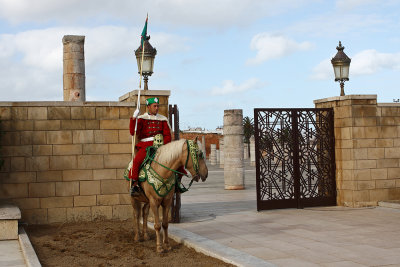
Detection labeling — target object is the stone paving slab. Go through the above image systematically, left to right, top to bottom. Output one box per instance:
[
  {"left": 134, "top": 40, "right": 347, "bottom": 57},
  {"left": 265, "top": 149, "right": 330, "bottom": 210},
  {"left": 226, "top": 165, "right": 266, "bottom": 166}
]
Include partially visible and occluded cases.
[
  {"left": 171, "top": 160, "right": 400, "bottom": 267},
  {"left": 0, "top": 240, "right": 26, "bottom": 267}
]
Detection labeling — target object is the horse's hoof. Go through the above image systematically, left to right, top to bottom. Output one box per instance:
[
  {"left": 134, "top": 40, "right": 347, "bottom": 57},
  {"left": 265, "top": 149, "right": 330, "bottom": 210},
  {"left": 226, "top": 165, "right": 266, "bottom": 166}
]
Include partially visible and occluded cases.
[
  {"left": 143, "top": 234, "right": 150, "bottom": 241},
  {"left": 134, "top": 235, "right": 140, "bottom": 242},
  {"left": 163, "top": 244, "right": 172, "bottom": 251},
  {"left": 157, "top": 246, "right": 164, "bottom": 253}
]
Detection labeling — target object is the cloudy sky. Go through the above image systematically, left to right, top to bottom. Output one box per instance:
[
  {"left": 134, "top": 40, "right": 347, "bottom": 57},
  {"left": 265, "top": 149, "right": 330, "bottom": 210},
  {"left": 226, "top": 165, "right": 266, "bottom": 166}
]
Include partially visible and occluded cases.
[{"left": 1, "top": 0, "right": 400, "bottom": 129}]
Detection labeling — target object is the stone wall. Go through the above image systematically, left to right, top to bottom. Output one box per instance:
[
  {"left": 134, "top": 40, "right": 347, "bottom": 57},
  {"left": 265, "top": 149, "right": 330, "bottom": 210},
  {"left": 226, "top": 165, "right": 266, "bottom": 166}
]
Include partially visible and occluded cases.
[
  {"left": 314, "top": 95, "right": 400, "bottom": 207},
  {"left": 0, "top": 101, "right": 135, "bottom": 224}
]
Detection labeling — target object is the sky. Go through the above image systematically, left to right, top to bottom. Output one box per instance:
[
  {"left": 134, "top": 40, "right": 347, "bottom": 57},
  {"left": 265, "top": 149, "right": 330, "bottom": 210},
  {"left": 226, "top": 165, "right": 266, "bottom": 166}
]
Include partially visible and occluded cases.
[{"left": 1, "top": 0, "right": 400, "bottom": 130}]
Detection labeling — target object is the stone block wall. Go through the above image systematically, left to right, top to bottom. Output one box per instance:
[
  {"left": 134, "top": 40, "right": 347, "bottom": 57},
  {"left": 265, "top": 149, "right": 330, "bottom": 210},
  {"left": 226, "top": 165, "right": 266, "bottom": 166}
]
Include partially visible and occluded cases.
[
  {"left": 314, "top": 95, "right": 400, "bottom": 207},
  {"left": 0, "top": 101, "right": 135, "bottom": 224}
]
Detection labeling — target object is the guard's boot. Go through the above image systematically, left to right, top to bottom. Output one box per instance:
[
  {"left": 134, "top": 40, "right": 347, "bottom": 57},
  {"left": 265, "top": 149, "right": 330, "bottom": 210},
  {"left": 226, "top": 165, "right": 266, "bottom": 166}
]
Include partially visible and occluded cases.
[{"left": 130, "top": 181, "right": 142, "bottom": 197}]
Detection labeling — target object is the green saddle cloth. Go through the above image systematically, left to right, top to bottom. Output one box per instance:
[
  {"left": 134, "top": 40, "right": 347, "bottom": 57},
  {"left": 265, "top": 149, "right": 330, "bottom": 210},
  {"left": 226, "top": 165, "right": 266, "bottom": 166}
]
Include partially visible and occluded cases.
[{"left": 123, "top": 146, "right": 188, "bottom": 196}]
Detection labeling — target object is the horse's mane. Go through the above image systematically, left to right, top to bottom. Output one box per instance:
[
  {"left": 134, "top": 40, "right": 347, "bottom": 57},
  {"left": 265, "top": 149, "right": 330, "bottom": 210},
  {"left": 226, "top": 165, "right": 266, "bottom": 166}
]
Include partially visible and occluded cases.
[{"left": 155, "top": 139, "right": 187, "bottom": 165}]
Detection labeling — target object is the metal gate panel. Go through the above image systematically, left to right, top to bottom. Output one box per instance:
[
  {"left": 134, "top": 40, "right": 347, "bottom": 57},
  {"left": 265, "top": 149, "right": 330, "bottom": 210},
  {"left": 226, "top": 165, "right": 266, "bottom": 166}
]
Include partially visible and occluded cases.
[{"left": 254, "top": 108, "right": 336, "bottom": 210}]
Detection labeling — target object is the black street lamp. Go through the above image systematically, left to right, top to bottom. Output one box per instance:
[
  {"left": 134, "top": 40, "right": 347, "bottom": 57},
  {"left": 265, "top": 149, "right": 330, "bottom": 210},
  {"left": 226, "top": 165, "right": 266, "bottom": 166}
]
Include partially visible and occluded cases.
[
  {"left": 135, "top": 39, "right": 157, "bottom": 90},
  {"left": 331, "top": 41, "right": 351, "bottom": 96}
]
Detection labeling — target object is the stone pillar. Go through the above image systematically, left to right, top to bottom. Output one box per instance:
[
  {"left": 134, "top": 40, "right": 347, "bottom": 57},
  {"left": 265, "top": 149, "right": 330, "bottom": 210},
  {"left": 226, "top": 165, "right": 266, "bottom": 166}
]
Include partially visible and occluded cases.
[
  {"left": 63, "top": 35, "right": 85, "bottom": 101},
  {"left": 118, "top": 90, "right": 170, "bottom": 117},
  {"left": 313, "top": 94, "right": 400, "bottom": 207},
  {"left": 223, "top": 109, "right": 244, "bottom": 190},
  {"left": 250, "top": 135, "right": 256, "bottom": 166},
  {"left": 201, "top": 136, "right": 206, "bottom": 159},
  {"left": 219, "top": 138, "right": 224, "bottom": 168},
  {"left": 243, "top": 143, "right": 249, "bottom": 159},
  {"left": 210, "top": 144, "right": 217, "bottom": 165},
  {"left": 216, "top": 150, "right": 220, "bottom": 164}
]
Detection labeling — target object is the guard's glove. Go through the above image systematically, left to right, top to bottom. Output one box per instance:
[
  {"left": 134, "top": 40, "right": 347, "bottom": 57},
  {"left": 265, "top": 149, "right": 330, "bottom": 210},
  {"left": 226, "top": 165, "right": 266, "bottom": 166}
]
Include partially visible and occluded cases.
[{"left": 133, "top": 109, "right": 139, "bottom": 118}]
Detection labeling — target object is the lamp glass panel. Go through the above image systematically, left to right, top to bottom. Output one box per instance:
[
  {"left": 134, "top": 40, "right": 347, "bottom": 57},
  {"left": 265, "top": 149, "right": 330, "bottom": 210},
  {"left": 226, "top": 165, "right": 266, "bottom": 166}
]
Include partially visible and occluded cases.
[
  {"left": 141, "top": 57, "right": 153, "bottom": 73},
  {"left": 333, "top": 65, "right": 341, "bottom": 79},
  {"left": 342, "top": 65, "right": 349, "bottom": 79}
]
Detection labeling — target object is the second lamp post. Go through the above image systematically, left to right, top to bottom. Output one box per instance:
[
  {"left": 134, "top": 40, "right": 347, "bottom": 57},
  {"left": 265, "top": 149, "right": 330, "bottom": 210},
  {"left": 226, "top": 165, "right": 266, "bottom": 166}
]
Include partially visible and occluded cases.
[{"left": 331, "top": 41, "right": 351, "bottom": 96}]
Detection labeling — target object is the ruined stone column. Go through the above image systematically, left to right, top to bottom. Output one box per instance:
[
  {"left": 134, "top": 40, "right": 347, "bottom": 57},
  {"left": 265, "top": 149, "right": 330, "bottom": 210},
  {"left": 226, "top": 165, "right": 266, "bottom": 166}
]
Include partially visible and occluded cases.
[
  {"left": 63, "top": 35, "right": 85, "bottom": 101},
  {"left": 223, "top": 109, "right": 244, "bottom": 190},
  {"left": 250, "top": 135, "right": 256, "bottom": 166},
  {"left": 201, "top": 136, "right": 206, "bottom": 159},
  {"left": 219, "top": 138, "right": 224, "bottom": 168},
  {"left": 243, "top": 143, "right": 249, "bottom": 160},
  {"left": 210, "top": 144, "right": 217, "bottom": 165},
  {"left": 216, "top": 149, "right": 220, "bottom": 164}
]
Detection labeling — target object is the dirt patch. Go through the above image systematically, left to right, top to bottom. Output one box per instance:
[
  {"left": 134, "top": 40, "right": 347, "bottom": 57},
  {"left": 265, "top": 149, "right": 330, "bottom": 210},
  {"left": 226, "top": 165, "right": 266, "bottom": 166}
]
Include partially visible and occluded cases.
[{"left": 26, "top": 220, "right": 234, "bottom": 267}]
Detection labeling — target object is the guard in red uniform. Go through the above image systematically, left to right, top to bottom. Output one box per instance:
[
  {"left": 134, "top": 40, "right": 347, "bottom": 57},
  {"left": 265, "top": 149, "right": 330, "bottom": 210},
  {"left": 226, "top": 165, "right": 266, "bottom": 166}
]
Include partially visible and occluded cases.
[{"left": 129, "top": 97, "right": 172, "bottom": 196}]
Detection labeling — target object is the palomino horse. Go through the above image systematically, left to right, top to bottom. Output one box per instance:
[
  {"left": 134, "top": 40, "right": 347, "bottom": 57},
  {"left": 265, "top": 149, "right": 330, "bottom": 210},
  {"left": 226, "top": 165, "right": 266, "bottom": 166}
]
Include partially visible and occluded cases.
[{"left": 130, "top": 138, "right": 208, "bottom": 252}]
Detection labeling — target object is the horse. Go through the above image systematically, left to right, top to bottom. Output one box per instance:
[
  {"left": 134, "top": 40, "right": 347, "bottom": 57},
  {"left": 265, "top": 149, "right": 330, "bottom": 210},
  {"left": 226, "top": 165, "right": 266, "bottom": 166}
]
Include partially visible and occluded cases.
[{"left": 129, "top": 138, "right": 208, "bottom": 253}]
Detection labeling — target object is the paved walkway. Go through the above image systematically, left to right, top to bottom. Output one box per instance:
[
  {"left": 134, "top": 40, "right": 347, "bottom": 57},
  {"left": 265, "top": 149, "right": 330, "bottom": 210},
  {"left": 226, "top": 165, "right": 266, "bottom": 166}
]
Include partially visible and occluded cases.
[
  {"left": 170, "top": 160, "right": 400, "bottom": 267},
  {"left": 0, "top": 240, "right": 26, "bottom": 267}
]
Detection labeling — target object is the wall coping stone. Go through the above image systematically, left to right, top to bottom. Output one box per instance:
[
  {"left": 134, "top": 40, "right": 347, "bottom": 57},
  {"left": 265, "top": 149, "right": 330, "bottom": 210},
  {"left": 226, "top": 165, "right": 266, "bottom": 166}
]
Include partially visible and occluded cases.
[
  {"left": 119, "top": 89, "right": 171, "bottom": 102},
  {"left": 313, "top": 94, "right": 377, "bottom": 104},
  {"left": 0, "top": 101, "right": 134, "bottom": 107},
  {"left": 377, "top": 103, "right": 400, "bottom": 107},
  {"left": 0, "top": 203, "right": 21, "bottom": 220}
]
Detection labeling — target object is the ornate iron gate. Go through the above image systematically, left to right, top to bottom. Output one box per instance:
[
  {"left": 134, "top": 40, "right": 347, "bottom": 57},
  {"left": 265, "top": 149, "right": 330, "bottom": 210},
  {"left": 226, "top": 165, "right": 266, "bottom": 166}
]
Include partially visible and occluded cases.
[
  {"left": 168, "top": 104, "right": 181, "bottom": 222},
  {"left": 254, "top": 108, "right": 336, "bottom": 210}
]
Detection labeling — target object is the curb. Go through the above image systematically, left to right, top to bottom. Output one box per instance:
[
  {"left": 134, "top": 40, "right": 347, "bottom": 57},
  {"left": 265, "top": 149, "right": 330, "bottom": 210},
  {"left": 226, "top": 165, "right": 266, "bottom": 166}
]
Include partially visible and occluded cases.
[
  {"left": 378, "top": 201, "right": 400, "bottom": 209},
  {"left": 166, "top": 224, "right": 276, "bottom": 267},
  {"left": 18, "top": 227, "right": 41, "bottom": 267}
]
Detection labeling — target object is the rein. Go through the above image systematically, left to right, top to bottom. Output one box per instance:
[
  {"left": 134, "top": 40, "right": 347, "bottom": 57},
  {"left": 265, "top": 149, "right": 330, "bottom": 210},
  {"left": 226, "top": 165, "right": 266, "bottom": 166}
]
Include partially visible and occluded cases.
[{"left": 148, "top": 140, "right": 202, "bottom": 191}]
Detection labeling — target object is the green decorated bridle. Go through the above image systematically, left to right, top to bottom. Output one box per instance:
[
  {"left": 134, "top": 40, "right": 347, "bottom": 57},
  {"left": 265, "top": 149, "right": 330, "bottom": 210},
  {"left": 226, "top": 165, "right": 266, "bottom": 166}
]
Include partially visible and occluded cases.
[
  {"left": 147, "top": 139, "right": 204, "bottom": 187},
  {"left": 184, "top": 140, "right": 204, "bottom": 175}
]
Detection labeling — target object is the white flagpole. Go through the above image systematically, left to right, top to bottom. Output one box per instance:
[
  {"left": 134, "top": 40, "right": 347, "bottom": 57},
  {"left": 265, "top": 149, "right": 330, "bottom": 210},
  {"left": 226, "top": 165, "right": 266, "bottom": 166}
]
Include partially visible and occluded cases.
[{"left": 130, "top": 15, "right": 148, "bottom": 188}]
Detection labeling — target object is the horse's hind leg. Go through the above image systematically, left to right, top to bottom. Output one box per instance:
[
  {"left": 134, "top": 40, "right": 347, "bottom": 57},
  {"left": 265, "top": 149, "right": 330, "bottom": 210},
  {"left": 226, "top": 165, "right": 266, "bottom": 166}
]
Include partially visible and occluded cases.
[
  {"left": 149, "top": 200, "right": 163, "bottom": 253},
  {"left": 142, "top": 203, "right": 150, "bottom": 241}
]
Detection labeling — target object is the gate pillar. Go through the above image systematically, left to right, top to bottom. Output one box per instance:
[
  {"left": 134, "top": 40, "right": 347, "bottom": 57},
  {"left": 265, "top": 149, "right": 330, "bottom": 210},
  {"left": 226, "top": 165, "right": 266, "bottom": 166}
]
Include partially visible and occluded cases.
[{"left": 223, "top": 109, "right": 244, "bottom": 190}]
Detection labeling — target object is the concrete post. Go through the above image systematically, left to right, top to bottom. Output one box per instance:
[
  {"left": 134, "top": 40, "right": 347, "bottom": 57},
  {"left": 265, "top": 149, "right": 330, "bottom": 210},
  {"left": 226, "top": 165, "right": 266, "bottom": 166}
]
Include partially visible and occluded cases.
[
  {"left": 63, "top": 35, "right": 85, "bottom": 101},
  {"left": 223, "top": 109, "right": 244, "bottom": 190},
  {"left": 250, "top": 135, "right": 255, "bottom": 166},
  {"left": 201, "top": 136, "right": 206, "bottom": 159},
  {"left": 219, "top": 138, "right": 224, "bottom": 168},
  {"left": 243, "top": 143, "right": 249, "bottom": 160},
  {"left": 210, "top": 144, "right": 217, "bottom": 165},
  {"left": 216, "top": 149, "right": 220, "bottom": 164}
]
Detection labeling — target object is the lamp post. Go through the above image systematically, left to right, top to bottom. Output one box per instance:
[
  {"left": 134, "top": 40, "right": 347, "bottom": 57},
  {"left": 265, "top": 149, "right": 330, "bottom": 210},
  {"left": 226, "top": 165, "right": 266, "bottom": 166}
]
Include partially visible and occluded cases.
[
  {"left": 135, "top": 39, "right": 157, "bottom": 90},
  {"left": 331, "top": 41, "right": 351, "bottom": 96}
]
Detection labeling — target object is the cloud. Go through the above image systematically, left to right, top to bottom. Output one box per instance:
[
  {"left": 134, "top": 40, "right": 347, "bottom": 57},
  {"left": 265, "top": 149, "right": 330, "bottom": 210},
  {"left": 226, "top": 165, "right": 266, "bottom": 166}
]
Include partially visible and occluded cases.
[
  {"left": 0, "top": 0, "right": 316, "bottom": 28},
  {"left": 336, "top": 0, "right": 380, "bottom": 10},
  {"left": 0, "top": 26, "right": 188, "bottom": 100},
  {"left": 247, "top": 33, "right": 313, "bottom": 65},
  {"left": 311, "top": 49, "right": 400, "bottom": 80},
  {"left": 351, "top": 49, "right": 400, "bottom": 75},
  {"left": 211, "top": 78, "right": 264, "bottom": 95}
]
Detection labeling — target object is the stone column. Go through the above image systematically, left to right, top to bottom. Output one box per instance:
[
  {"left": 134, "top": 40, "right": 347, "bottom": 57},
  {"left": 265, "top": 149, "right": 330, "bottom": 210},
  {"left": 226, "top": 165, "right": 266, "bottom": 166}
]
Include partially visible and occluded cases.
[
  {"left": 63, "top": 35, "right": 85, "bottom": 101},
  {"left": 223, "top": 109, "right": 244, "bottom": 190},
  {"left": 201, "top": 136, "right": 206, "bottom": 159},
  {"left": 250, "top": 136, "right": 256, "bottom": 166},
  {"left": 219, "top": 138, "right": 224, "bottom": 168},
  {"left": 243, "top": 143, "right": 249, "bottom": 159},
  {"left": 210, "top": 144, "right": 217, "bottom": 165},
  {"left": 216, "top": 150, "right": 220, "bottom": 164}
]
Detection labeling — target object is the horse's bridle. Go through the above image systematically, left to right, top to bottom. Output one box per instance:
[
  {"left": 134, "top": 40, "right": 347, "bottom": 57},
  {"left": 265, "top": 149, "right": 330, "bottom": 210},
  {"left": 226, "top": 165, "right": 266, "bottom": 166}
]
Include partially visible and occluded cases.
[{"left": 185, "top": 140, "right": 204, "bottom": 180}]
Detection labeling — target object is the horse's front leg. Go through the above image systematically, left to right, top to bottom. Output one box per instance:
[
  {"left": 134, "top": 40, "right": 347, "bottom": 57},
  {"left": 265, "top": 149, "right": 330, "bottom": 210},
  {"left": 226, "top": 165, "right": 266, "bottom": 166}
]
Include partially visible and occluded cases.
[
  {"left": 161, "top": 196, "right": 173, "bottom": 251},
  {"left": 131, "top": 199, "right": 141, "bottom": 242},
  {"left": 150, "top": 200, "right": 163, "bottom": 253},
  {"left": 142, "top": 202, "right": 150, "bottom": 241}
]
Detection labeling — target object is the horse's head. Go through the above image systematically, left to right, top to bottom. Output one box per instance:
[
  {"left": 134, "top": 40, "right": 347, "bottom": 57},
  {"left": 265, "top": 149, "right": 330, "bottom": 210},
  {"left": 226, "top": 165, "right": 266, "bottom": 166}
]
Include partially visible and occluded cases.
[{"left": 185, "top": 137, "right": 208, "bottom": 182}]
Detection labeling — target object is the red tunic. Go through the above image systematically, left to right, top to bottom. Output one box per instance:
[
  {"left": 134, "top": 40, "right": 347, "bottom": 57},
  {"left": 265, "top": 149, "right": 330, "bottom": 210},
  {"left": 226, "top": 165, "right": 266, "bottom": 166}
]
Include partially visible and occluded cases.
[{"left": 129, "top": 113, "right": 172, "bottom": 180}]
